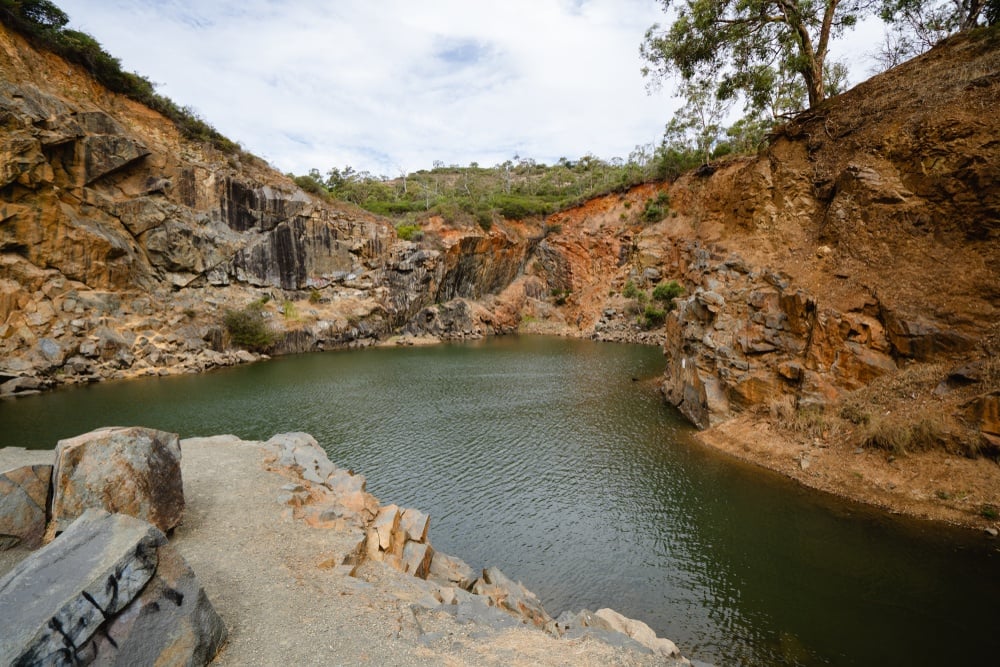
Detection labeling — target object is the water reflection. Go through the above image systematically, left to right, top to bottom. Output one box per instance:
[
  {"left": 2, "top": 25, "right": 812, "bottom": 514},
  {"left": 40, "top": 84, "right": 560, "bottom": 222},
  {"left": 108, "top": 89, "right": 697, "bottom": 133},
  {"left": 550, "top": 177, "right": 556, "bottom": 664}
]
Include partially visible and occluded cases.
[{"left": 1, "top": 336, "right": 997, "bottom": 666}]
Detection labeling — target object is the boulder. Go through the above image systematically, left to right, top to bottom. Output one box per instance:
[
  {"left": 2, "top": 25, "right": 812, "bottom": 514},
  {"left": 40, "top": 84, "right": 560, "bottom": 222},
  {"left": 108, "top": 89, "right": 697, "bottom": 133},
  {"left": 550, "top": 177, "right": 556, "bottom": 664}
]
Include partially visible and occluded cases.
[
  {"left": 51, "top": 426, "right": 184, "bottom": 535},
  {"left": 264, "top": 432, "right": 335, "bottom": 484},
  {"left": 0, "top": 464, "right": 52, "bottom": 550},
  {"left": 322, "top": 469, "right": 378, "bottom": 525},
  {"left": 371, "top": 504, "right": 401, "bottom": 553},
  {"left": 399, "top": 507, "right": 430, "bottom": 543},
  {"left": 0, "top": 508, "right": 163, "bottom": 665},
  {"left": 0, "top": 509, "right": 225, "bottom": 666},
  {"left": 88, "top": 535, "right": 228, "bottom": 665},
  {"left": 400, "top": 541, "right": 435, "bottom": 579},
  {"left": 428, "top": 551, "right": 476, "bottom": 590},
  {"left": 472, "top": 566, "right": 553, "bottom": 629},
  {"left": 593, "top": 607, "right": 681, "bottom": 658},
  {"left": 555, "top": 609, "right": 653, "bottom": 654}
]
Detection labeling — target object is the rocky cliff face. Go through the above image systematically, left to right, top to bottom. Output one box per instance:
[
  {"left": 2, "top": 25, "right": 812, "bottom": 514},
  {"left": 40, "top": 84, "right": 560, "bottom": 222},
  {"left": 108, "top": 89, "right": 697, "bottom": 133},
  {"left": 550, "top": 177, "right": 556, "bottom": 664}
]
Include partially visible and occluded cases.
[
  {"left": 1, "top": 15, "right": 997, "bottom": 466},
  {"left": 0, "top": 21, "right": 532, "bottom": 394},
  {"left": 651, "top": 29, "right": 998, "bottom": 432},
  {"left": 509, "top": 30, "right": 998, "bottom": 456}
]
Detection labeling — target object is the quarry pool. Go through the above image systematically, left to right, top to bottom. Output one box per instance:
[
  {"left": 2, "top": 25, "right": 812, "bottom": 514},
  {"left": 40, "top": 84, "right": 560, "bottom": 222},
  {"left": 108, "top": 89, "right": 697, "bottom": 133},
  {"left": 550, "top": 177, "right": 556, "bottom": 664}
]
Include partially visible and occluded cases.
[{"left": 2, "top": 335, "right": 997, "bottom": 666}]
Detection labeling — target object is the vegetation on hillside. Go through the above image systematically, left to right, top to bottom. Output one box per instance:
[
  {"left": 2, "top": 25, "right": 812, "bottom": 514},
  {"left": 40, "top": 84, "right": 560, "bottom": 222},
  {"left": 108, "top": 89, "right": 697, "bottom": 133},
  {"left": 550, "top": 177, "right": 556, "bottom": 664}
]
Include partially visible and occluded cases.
[
  {"left": 0, "top": 0, "right": 239, "bottom": 153},
  {"left": 642, "top": 1, "right": 997, "bottom": 163},
  {"left": 292, "top": 148, "right": 704, "bottom": 226},
  {"left": 223, "top": 299, "right": 274, "bottom": 352}
]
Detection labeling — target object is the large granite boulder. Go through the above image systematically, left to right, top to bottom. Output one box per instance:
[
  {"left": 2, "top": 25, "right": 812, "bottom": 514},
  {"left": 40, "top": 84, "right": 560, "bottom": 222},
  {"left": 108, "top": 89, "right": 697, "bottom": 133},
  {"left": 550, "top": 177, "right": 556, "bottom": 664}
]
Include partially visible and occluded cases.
[
  {"left": 51, "top": 427, "right": 184, "bottom": 535},
  {"left": 0, "top": 464, "right": 52, "bottom": 550},
  {"left": 0, "top": 509, "right": 225, "bottom": 666}
]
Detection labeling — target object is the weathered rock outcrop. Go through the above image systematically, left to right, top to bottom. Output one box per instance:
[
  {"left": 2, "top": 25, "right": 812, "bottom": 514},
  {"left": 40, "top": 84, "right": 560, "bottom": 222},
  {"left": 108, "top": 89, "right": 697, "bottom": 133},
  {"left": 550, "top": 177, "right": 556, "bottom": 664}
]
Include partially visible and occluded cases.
[
  {"left": 0, "top": 20, "right": 537, "bottom": 394},
  {"left": 506, "top": 31, "right": 998, "bottom": 443},
  {"left": 648, "top": 31, "right": 998, "bottom": 428},
  {"left": 51, "top": 426, "right": 184, "bottom": 535},
  {"left": 260, "top": 429, "right": 688, "bottom": 660},
  {"left": 0, "top": 464, "right": 51, "bottom": 550},
  {"left": 0, "top": 508, "right": 225, "bottom": 666}
]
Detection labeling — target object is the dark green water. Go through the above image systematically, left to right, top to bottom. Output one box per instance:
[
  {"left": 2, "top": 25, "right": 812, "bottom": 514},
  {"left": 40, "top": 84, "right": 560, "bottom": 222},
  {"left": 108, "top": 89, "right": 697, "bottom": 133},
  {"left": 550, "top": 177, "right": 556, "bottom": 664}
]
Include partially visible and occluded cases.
[{"left": 1, "top": 336, "right": 997, "bottom": 665}]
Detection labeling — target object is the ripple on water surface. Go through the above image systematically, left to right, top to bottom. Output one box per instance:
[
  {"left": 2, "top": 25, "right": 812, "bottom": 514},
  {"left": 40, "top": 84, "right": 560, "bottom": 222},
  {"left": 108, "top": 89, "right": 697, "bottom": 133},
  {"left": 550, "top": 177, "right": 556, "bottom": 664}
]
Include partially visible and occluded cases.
[{"left": 1, "top": 336, "right": 998, "bottom": 666}]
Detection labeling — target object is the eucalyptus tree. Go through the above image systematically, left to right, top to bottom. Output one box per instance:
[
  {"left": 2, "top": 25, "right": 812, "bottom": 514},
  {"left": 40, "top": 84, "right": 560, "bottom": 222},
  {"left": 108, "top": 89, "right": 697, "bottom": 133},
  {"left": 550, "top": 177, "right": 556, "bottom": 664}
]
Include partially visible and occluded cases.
[{"left": 641, "top": 0, "right": 875, "bottom": 110}]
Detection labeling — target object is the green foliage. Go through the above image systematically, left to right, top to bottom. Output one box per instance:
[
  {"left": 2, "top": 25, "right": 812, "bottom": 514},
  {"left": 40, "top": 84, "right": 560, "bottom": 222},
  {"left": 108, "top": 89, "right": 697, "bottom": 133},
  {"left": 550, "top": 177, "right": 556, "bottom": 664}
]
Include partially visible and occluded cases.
[
  {"left": 0, "top": 0, "right": 238, "bottom": 152},
  {"left": 881, "top": 0, "right": 993, "bottom": 42},
  {"left": 641, "top": 1, "right": 869, "bottom": 113},
  {"left": 872, "top": 1, "right": 997, "bottom": 70},
  {"left": 663, "top": 77, "right": 730, "bottom": 164},
  {"left": 656, "top": 143, "right": 704, "bottom": 181},
  {"left": 293, "top": 146, "right": 685, "bottom": 224},
  {"left": 293, "top": 172, "right": 329, "bottom": 199},
  {"left": 641, "top": 192, "right": 672, "bottom": 223},
  {"left": 489, "top": 194, "right": 550, "bottom": 220},
  {"left": 432, "top": 201, "right": 462, "bottom": 225},
  {"left": 641, "top": 201, "right": 666, "bottom": 223},
  {"left": 476, "top": 210, "right": 493, "bottom": 231},
  {"left": 395, "top": 223, "right": 423, "bottom": 241},
  {"left": 622, "top": 280, "right": 641, "bottom": 299},
  {"left": 652, "top": 280, "right": 684, "bottom": 306},
  {"left": 550, "top": 288, "right": 571, "bottom": 305},
  {"left": 308, "top": 289, "right": 322, "bottom": 304},
  {"left": 281, "top": 300, "right": 298, "bottom": 320},
  {"left": 223, "top": 301, "right": 274, "bottom": 352},
  {"left": 640, "top": 304, "right": 667, "bottom": 329},
  {"left": 981, "top": 504, "right": 999, "bottom": 520}
]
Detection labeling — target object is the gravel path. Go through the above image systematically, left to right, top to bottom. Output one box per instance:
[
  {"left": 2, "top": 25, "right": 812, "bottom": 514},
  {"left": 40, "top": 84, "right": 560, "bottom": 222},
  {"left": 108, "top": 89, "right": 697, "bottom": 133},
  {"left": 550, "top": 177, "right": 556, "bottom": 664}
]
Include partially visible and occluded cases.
[{"left": 1, "top": 437, "right": 682, "bottom": 666}]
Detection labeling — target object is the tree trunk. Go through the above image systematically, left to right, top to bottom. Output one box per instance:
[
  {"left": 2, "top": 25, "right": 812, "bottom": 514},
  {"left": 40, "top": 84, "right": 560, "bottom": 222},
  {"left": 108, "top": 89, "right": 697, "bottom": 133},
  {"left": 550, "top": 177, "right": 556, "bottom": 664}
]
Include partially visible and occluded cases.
[{"left": 804, "top": 59, "right": 825, "bottom": 108}]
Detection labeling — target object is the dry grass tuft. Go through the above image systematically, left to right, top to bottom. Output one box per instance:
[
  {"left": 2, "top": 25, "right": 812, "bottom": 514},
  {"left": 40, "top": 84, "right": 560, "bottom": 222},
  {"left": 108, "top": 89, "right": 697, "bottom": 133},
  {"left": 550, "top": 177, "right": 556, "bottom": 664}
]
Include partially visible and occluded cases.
[{"left": 861, "top": 415, "right": 947, "bottom": 455}]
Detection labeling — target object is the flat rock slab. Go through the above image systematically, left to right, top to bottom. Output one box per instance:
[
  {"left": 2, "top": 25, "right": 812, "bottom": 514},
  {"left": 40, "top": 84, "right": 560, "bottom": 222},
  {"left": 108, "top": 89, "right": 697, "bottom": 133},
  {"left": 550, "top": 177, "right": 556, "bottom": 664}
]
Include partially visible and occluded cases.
[
  {"left": 51, "top": 426, "right": 184, "bottom": 534},
  {"left": 0, "top": 464, "right": 51, "bottom": 550},
  {"left": 0, "top": 509, "right": 163, "bottom": 665}
]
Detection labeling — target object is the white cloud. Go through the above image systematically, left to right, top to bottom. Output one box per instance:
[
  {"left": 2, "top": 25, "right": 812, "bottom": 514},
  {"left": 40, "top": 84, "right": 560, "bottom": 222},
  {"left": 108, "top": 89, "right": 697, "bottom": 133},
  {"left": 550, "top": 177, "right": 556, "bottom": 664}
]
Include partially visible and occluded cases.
[{"left": 55, "top": 0, "right": 885, "bottom": 177}]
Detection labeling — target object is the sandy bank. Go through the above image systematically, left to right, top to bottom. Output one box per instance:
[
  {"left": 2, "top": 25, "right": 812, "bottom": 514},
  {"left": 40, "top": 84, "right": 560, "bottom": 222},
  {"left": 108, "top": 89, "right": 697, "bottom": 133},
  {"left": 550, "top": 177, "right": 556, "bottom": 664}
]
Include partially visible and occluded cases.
[{"left": 697, "top": 415, "right": 1000, "bottom": 534}]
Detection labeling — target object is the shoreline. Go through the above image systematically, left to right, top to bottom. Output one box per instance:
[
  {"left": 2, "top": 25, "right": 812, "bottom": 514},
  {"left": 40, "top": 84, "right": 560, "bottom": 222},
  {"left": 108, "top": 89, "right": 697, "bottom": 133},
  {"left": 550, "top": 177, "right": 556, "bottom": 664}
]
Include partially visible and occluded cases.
[
  {"left": 5, "top": 328, "right": 997, "bottom": 537},
  {"left": 695, "top": 414, "right": 1000, "bottom": 534},
  {"left": 0, "top": 434, "right": 687, "bottom": 666}
]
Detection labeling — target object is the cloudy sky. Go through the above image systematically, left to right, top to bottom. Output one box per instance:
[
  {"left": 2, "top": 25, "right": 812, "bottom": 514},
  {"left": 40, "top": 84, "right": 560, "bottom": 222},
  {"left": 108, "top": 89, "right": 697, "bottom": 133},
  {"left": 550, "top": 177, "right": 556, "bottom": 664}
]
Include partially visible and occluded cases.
[{"left": 56, "top": 0, "right": 887, "bottom": 177}]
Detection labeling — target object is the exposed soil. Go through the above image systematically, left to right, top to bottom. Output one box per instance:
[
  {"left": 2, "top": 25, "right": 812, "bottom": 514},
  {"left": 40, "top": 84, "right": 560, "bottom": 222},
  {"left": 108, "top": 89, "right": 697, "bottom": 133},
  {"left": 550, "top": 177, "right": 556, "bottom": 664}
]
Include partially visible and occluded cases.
[{"left": 698, "top": 414, "right": 1000, "bottom": 532}]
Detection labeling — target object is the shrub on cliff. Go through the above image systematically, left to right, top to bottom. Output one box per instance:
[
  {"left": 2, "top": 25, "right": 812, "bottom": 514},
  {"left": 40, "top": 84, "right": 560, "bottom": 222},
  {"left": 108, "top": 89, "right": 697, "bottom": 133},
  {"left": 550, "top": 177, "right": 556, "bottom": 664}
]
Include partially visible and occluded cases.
[
  {"left": 0, "top": 0, "right": 238, "bottom": 153},
  {"left": 641, "top": 192, "right": 671, "bottom": 223},
  {"left": 395, "top": 223, "right": 423, "bottom": 241},
  {"left": 652, "top": 280, "right": 684, "bottom": 309},
  {"left": 223, "top": 301, "right": 274, "bottom": 352},
  {"left": 639, "top": 304, "right": 666, "bottom": 329}
]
